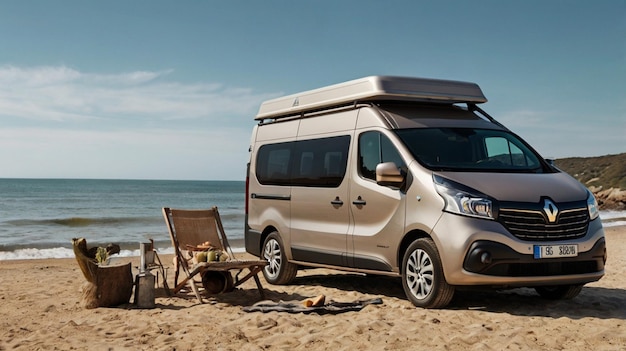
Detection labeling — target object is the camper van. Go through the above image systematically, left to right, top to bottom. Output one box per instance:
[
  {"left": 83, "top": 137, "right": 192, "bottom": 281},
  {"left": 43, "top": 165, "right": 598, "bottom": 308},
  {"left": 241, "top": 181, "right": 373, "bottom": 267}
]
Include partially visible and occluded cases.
[{"left": 244, "top": 76, "right": 606, "bottom": 308}]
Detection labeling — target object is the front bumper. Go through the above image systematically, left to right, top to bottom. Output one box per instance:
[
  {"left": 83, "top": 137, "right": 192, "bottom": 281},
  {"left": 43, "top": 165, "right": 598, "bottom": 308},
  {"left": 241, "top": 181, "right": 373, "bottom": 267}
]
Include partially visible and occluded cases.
[
  {"left": 432, "top": 213, "right": 606, "bottom": 287},
  {"left": 463, "top": 238, "right": 605, "bottom": 280}
]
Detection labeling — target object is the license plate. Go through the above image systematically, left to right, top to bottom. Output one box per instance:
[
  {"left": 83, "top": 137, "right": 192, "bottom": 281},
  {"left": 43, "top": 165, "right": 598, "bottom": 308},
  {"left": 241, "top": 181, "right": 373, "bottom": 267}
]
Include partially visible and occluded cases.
[{"left": 533, "top": 244, "right": 578, "bottom": 259}]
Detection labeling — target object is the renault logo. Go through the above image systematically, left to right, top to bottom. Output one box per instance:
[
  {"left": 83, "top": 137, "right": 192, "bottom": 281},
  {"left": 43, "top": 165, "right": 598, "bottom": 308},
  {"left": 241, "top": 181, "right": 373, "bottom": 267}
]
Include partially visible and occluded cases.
[{"left": 543, "top": 199, "right": 559, "bottom": 223}]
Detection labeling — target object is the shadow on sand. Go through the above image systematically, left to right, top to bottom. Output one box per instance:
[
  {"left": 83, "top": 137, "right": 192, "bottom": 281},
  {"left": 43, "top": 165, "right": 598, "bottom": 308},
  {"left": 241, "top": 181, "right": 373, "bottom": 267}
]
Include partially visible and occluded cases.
[{"left": 287, "top": 272, "right": 626, "bottom": 320}]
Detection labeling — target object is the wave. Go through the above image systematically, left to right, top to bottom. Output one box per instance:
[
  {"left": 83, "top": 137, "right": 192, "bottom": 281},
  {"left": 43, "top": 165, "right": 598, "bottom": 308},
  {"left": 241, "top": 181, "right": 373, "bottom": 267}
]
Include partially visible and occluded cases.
[
  {"left": 599, "top": 210, "right": 626, "bottom": 220},
  {"left": 600, "top": 210, "right": 626, "bottom": 228},
  {"left": 1, "top": 211, "right": 623, "bottom": 260},
  {"left": 4, "top": 212, "right": 244, "bottom": 227},
  {"left": 5, "top": 216, "right": 162, "bottom": 227},
  {"left": 0, "top": 243, "right": 246, "bottom": 261},
  {"left": 0, "top": 247, "right": 176, "bottom": 261}
]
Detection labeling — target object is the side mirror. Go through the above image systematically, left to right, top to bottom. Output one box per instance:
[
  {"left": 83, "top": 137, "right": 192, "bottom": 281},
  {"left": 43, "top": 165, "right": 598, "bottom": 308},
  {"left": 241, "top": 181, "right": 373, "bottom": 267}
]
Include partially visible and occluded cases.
[{"left": 376, "top": 162, "right": 404, "bottom": 187}]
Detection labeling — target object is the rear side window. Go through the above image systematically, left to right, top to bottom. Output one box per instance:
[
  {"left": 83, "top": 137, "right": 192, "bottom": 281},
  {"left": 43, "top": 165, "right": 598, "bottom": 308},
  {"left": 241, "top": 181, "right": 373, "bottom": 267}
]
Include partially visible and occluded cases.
[
  {"left": 256, "top": 135, "right": 350, "bottom": 187},
  {"left": 256, "top": 143, "right": 291, "bottom": 185}
]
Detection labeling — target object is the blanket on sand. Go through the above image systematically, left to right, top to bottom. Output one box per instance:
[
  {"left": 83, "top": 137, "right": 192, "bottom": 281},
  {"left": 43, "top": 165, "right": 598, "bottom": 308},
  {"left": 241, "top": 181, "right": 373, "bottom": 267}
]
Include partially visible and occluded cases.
[{"left": 243, "top": 297, "right": 383, "bottom": 314}]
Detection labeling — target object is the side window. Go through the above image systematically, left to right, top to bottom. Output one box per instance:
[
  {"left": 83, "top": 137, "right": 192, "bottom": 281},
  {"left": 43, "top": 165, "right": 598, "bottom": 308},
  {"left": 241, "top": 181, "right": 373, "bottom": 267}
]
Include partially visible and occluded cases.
[
  {"left": 358, "top": 131, "right": 405, "bottom": 181},
  {"left": 256, "top": 135, "right": 350, "bottom": 187},
  {"left": 292, "top": 136, "right": 350, "bottom": 187},
  {"left": 256, "top": 143, "right": 291, "bottom": 185},
  {"left": 299, "top": 152, "right": 314, "bottom": 177}
]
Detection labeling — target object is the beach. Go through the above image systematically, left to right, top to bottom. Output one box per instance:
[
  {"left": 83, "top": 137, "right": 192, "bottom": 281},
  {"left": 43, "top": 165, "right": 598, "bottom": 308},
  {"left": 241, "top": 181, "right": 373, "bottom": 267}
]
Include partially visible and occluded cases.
[{"left": 1, "top": 226, "right": 624, "bottom": 351}]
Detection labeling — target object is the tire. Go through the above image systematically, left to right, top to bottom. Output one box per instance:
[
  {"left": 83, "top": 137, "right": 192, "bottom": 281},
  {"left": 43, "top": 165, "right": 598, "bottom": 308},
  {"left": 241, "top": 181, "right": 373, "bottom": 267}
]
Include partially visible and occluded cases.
[
  {"left": 262, "top": 231, "right": 298, "bottom": 285},
  {"left": 402, "top": 238, "right": 454, "bottom": 309},
  {"left": 535, "top": 284, "right": 584, "bottom": 300}
]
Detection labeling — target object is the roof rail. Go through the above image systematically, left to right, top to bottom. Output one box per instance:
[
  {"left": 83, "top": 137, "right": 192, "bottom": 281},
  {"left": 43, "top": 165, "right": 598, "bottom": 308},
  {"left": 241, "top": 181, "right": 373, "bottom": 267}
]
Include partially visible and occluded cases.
[{"left": 255, "top": 76, "right": 487, "bottom": 121}]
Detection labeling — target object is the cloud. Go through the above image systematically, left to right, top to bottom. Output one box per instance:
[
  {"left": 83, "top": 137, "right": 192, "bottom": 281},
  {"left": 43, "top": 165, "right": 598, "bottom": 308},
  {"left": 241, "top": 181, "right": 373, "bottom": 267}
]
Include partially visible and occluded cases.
[
  {"left": 0, "top": 65, "right": 280, "bottom": 123},
  {"left": 0, "top": 65, "right": 282, "bottom": 179},
  {"left": 0, "top": 65, "right": 82, "bottom": 86}
]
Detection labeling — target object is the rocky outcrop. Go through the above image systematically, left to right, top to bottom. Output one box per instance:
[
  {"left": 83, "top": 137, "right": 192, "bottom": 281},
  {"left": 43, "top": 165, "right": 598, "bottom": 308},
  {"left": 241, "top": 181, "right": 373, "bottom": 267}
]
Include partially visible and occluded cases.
[
  {"left": 555, "top": 153, "right": 626, "bottom": 211},
  {"left": 590, "top": 187, "right": 626, "bottom": 211}
]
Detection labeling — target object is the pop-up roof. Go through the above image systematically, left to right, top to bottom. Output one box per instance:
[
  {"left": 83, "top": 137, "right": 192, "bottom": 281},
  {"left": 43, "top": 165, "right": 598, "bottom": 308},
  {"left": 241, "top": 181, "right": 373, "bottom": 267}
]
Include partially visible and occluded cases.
[{"left": 255, "top": 75, "right": 487, "bottom": 120}]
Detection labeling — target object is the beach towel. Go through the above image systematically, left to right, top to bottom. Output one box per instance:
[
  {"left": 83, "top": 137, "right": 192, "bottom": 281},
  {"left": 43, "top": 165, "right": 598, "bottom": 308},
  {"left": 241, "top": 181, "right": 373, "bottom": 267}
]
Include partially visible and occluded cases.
[{"left": 243, "top": 297, "right": 383, "bottom": 314}]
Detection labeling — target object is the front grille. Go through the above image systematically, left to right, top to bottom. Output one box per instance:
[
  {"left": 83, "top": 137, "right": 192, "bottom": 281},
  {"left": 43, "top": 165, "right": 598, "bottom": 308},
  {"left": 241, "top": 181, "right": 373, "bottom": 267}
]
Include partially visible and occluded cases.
[{"left": 498, "top": 207, "right": 589, "bottom": 241}]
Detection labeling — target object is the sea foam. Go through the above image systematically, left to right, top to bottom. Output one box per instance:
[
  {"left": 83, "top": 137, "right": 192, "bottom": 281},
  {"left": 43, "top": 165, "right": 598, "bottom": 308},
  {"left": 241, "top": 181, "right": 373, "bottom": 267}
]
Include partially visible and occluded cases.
[{"left": 0, "top": 246, "right": 249, "bottom": 261}]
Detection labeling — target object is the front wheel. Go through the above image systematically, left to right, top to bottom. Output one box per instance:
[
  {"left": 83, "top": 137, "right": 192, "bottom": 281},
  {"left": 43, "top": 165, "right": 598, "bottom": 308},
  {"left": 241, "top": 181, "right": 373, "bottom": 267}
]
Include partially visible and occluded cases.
[
  {"left": 262, "top": 231, "right": 298, "bottom": 285},
  {"left": 402, "top": 238, "right": 454, "bottom": 308},
  {"left": 535, "top": 284, "right": 584, "bottom": 300}
]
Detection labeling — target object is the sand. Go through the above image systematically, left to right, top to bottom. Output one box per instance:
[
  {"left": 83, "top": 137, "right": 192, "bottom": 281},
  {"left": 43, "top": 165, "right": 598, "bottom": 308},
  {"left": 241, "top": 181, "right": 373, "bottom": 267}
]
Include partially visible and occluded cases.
[{"left": 1, "top": 226, "right": 625, "bottom": 351}]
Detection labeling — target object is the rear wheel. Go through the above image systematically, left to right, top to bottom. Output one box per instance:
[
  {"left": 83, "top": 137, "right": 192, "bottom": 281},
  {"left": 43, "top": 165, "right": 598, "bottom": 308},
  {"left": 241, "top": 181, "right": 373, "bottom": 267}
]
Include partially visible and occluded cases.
[
  {"left": 262, "top": 231, "right": 298, "bottom": 284},
  {"left": 402, "top": 238, "right": 454, "bottom": 309},
  {"left": 535, "top": 284, "right": 584, "bottom": 300}
]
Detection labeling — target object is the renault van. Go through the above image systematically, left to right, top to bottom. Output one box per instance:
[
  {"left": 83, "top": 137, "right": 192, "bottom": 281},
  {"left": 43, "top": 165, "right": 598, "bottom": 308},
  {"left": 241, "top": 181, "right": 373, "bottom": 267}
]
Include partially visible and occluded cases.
[{"left": 244, "top": 76, "right": 606, "bottom": 308}]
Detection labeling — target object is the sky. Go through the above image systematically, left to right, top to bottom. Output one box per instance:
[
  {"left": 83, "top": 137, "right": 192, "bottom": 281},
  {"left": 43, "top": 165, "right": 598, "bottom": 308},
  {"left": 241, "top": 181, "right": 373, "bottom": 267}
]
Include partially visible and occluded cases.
[{"left": 0, "top": 1, "right": 624, "bottom": 180}]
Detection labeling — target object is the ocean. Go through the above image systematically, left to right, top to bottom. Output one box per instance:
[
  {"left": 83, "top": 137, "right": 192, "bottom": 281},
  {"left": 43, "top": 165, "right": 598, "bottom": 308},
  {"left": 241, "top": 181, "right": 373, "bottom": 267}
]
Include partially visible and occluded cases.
[
  {"left": 0, "top": 178, "right": 624, "bottom": 260},
  {"left": 0, "top": 179, "right": 246, "bottom": 260}
]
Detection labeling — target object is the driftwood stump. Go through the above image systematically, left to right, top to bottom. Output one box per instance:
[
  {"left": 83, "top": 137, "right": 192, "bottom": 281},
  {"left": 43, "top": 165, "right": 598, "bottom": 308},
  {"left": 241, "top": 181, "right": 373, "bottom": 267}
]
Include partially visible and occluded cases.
[{"left": 72, "top": 238, "right": 133, "bottom": 309}]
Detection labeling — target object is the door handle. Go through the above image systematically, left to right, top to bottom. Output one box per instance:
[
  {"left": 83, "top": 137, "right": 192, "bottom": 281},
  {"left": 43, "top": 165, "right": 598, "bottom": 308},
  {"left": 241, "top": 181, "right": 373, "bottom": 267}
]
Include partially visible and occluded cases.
[
  {"left": 352, "top": 196, "right": 366, "bottom": 206},
  {"left": 330, "top": 197, "right": 344, "bottom": 206}
]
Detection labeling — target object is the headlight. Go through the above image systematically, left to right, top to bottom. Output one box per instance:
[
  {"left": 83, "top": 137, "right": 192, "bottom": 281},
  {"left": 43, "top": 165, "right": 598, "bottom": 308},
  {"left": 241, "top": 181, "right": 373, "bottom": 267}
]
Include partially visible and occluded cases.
[
  {"left": 434, "top": 175, "right": 494, "bottom": 219},
  {"left": 587, "top": 189, "right": 599, "bottom": 220}
]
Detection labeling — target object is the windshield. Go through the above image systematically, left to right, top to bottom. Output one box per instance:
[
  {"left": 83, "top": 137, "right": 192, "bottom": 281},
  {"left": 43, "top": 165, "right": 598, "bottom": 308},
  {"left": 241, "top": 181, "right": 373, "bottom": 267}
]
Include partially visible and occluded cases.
[{"left": 395, "top": 128, "right": 550, "bottom": 173}]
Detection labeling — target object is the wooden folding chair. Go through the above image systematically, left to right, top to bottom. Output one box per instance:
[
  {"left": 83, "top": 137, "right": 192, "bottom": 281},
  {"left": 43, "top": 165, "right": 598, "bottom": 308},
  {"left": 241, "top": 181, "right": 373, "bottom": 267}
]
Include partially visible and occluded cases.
[{"left": 162, "top": 207, "right": 267, "bottom": 303}]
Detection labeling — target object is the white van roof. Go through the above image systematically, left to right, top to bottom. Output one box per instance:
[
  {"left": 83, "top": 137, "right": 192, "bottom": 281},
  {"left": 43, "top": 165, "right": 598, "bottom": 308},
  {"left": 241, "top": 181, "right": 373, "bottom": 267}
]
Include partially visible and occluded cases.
[{"left": 255, "top": 76, "right": 487, "bottom": 120}]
